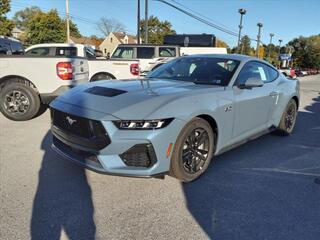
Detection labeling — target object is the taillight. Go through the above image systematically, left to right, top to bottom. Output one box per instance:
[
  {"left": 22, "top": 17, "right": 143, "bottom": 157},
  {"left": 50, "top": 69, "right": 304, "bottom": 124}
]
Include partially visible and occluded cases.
[
  {"left": 56, "top": 62, "right": 73, "bottom": 80},
  {"left": 130, "top": 63, "right": 140, "bottom": 76},
  {"left": 290, "top": 69, "right": 295, "bottom": 77}
]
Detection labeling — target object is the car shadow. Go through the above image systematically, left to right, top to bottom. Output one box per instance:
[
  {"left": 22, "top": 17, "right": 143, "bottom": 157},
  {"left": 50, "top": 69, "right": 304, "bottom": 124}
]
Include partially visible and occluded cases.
[
  {"left": 182, "top": 96, "right": 320, "bottom": 240},
  {"left": 30, "top": 131, "right": 96, "bottom": 240}
]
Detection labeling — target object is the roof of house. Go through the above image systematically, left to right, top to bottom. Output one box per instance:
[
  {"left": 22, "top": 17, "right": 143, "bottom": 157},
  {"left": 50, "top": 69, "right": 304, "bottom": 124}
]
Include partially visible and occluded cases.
[
  {"left": 113, "top": 32, "right": 137, "bottom": 44},
  {"left": 70, "top": 36, "right": 102, "bottom": 47}
]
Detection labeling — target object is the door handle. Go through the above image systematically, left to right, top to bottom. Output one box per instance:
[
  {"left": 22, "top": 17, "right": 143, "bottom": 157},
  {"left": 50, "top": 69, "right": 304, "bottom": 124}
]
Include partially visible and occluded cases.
[{"left": 269, "top": 91, "right": 279, "bottom": 97}]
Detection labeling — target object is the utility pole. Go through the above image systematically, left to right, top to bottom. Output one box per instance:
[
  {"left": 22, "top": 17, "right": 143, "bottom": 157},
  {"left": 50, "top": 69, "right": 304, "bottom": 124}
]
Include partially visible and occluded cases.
[
  {"left": 66, "top": 0, "right": 70, "bottom": 43},
  {"left": 137, "top": 0, "right": 141, "bottom": 44},
  {"left": 144, "top": 0, "right": 148, "bottom": 44},
  {"left": 237, "top": 8, "right": 246, "bottom": 53},
  {"left": 256, "top": 23, "right": 263, "bottom": 58},
  {"left": 268, "top": 33, "right": 274, "bottom": 60},
  {"left": 278, "top": 39, "right": 283, "bottom": 68}
]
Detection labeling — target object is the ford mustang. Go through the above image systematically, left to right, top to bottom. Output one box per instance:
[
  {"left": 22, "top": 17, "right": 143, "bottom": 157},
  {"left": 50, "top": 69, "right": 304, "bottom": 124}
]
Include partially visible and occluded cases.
[{"left": 50, "top": 54, "right": 299, "bottom": 182}]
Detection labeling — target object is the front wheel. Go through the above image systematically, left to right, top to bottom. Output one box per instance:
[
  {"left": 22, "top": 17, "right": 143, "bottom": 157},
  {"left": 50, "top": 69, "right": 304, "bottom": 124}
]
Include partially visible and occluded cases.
[
  {"left": 275, "top": 99, "right": 298, "bottom": 135},
  {"left": 170, "top": 118, "right": 215, "bottom": 182}
]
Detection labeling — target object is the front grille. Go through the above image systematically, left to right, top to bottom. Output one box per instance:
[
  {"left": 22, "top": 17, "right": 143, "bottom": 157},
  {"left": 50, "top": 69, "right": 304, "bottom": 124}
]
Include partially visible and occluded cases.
[
  {"left": 51, "top": 108, "right": 110, "bottom": 150},
  {"left": 51, "top": 109, "right": 104, "bottom": 138}
]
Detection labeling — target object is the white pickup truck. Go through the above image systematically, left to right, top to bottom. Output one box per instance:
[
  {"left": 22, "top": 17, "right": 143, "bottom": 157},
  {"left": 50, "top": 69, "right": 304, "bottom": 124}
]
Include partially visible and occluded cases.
[
  {"left": 25, "top": 43, "right": 140, "bottom": 81},
  {"left": 0, "top": 56, "right": 89, "bottom": 120}
]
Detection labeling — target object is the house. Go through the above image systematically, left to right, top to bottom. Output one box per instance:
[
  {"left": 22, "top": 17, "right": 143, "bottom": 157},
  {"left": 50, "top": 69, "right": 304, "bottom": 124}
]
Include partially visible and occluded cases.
[
  {"left": 11, "top": 27, "right": 24, "bottom": 39},
  {"left": 99, "top": 32, "right": 138, "bottom": 57},
  {"left": 70, "top": 36, "right": 102, "bottom": 50}
]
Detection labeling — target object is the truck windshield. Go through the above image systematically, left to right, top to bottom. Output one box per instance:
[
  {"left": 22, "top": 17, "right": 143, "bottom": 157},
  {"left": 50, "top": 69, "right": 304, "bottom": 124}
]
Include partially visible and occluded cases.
[{"left": 147, "top": 57, "right": 240, "bottom": 86}]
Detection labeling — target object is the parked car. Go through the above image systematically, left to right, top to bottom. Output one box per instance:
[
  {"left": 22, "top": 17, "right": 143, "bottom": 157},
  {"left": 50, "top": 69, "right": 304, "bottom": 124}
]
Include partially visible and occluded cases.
[
  {"left": 0, "top": 36, "right": 24, "bottom": 55},
  {"left": 25, "top": 43, "right": 140, "bottom": 81},
  {"left": 111, "top": 44, "right": 227, "bottom": 73},
  {"left": 50, "top": 54, "right": 299, "bottom": 182},
  {"left": 0, "top": 55, "right": 89, "bottom": 121},
  {"left": 279, "top": 68, "right": 296, "bottom": 78}
]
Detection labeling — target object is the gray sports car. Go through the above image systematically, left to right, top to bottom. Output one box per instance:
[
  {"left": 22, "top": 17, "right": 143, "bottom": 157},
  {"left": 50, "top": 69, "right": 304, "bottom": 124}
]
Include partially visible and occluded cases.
[{"left": 50, "top": 54, "right": 299, "bottom": 182}]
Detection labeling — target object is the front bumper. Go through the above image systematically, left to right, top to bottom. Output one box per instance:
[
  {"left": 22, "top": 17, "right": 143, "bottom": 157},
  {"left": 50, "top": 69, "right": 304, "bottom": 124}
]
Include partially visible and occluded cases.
[{"left": 50, "top": 108, "right": 185, "bottom": 177}]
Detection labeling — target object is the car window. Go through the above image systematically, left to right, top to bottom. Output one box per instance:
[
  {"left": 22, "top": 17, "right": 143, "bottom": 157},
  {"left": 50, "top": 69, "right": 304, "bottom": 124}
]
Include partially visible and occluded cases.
[
  {"left": 10, "top": 41, "right": 24, "bottom": 55},
  {"left": 26, "top": 47, "right": 50, "bottom": 56},
  {"left": 56, "top": 47, "right": 77, "bottom": 57},
  {"left": 85, "top": 47, "right": 96, "bottom": 59},
  {"left": 111, "top": 47, "right": 134, "bottom": 59},
  {"left": 137, "top": 47, "right": 155, "bottom": 59},
  {"left": 159, "top": 47, "right": 176, "bottom": 57},
  {"left": 148, "top": 57, "right": 240, "bottom": 86},
  {"left": 237, "top": 61, "right": 268, "bottom": 85},
  {"left": 263, "top": 64, "right": 279, "bottom": 83}
]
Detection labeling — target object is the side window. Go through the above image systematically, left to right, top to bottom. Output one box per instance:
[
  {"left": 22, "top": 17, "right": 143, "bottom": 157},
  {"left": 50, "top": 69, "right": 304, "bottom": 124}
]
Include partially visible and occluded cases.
[
  {"left": 0, "top": 42, "right": 9, "bottom": 55},
  {"left": 10, "top": 42, "right": 24, "bottom": 55},
  {"left": 26, "top": 47, "right": 50, "bottom": 56},
  {"left": 56, "top": 47, "right": 77, "bottom": 57},
  {"left": 111, "top": 47, "right": 134, "bottom": 59},
  {"left": 137, "top": 47, "right": 155, "bottom": 59},
  {"left": 159, "top": 47, "right": 176, "bottom": 57},
  {"left": 237, "top": 62, "right": 268, "bottom": 85},
  {"left": 263, "top": 65, "right": 279, "bottom": 83}
]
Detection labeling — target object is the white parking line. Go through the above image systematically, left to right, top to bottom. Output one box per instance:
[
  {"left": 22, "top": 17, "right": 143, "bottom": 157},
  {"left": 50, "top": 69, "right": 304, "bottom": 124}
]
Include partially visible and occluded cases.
[{"left": 244, "top": 167, "right": 320, "bottom": 177}]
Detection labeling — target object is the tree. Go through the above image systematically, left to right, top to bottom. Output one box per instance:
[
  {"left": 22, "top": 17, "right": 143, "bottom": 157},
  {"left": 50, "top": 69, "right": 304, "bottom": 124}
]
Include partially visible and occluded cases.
[
  {"left": 0, "top": 0, "right": 14, "bottom": 36},
  {"left": 13, "top": 6, "right": 41, "bottom": 30},
  {"left": 25, "top": 9, "right": 65, "bottom": 44},
  {"left": 140, "top": 16, "right": 176, "bottom": 44},
  {"left": 97, "top": 18, "right": 125, "bottom": 37},
  {"left": 68, "top": 20, "right": 81, "bottom": 38},
  {"left": 288, "top": 34, "right": 320, "bottom": 68},
  {"left": 239, "top": 35, "right": 254, "bottom": 56},
  {"left": 216, "top": 39, "right": 229, "bottom": 48}
]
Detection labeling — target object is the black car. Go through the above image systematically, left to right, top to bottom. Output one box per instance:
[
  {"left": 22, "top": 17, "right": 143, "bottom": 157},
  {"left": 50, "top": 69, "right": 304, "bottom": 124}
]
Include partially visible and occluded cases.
[{"left": 0, "top": 36, "right": 24, "bottom": 55}]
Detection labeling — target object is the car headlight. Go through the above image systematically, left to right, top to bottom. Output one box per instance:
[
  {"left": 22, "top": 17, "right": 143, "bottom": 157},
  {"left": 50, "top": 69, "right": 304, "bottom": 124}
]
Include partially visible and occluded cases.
[{"left": 113, "top": 118, "right": 173, "bottom": 130}]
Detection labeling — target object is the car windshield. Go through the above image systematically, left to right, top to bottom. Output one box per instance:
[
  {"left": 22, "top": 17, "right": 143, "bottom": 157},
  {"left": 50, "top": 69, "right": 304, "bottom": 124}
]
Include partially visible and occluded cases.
[{"left": 147, "top": 57, "right": 240, "bottom": 86}]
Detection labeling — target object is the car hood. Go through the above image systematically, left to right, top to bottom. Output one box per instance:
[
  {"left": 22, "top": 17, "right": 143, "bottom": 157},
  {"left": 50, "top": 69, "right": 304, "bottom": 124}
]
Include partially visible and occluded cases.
[{"left": 51, "top": 78, "right": 223, "bottom": 120}]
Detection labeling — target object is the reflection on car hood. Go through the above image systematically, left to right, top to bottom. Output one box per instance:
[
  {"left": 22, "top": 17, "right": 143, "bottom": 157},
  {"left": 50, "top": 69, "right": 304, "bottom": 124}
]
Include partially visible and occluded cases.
[{"left": 51, "top": 78, "right": 223, "bottom": 119}]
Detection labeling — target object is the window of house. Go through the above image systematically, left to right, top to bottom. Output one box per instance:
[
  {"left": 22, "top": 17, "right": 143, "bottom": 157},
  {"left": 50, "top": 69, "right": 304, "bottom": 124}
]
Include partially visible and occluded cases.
[
  {"left": 110, "top": 37, "right": 113, "bottom": 43},
  {"left": 104, "top": 48, "right": 107, "bottom": 54}
]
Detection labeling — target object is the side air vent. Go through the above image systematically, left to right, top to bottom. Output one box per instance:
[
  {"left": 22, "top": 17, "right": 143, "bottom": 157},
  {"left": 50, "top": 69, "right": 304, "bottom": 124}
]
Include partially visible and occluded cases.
[{"left": 85, "top": 86, "right": 127, "bottom": 97}]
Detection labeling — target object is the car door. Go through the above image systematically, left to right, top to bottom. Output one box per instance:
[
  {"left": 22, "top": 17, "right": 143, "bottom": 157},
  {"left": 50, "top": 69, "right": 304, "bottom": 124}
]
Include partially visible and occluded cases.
[{"left": 232, "top": 61, "right": 278, "bottom": 138}]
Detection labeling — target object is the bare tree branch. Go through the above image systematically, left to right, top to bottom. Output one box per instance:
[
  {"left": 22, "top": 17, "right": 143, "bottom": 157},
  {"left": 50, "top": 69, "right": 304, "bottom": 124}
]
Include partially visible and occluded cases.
[{"left": 97, "top": 18, "right": 125, "bottom": 37}]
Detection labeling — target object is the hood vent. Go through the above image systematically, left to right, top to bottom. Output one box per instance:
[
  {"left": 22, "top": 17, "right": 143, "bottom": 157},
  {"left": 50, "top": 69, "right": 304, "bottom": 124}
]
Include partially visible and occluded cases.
[{"left": 85, "top": 86, "right": 127, "bottom": 97}]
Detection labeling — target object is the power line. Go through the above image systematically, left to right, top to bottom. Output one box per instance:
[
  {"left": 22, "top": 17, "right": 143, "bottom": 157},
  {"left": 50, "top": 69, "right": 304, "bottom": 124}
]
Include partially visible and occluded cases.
[{"left": 155, "top": 0, "right": 260, "bottom": 43}]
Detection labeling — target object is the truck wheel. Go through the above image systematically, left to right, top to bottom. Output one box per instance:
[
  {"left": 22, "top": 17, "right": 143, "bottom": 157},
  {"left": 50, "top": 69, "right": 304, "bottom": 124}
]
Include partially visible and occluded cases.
[
  {"left": 90, "top": 73, "right": 115, "bottom": 82},
  {"left": 0, "top": 79, "right": 40, "bottom": 121},
  {"left": 169, "top": 117, "right": 215, "bottom": 182}
]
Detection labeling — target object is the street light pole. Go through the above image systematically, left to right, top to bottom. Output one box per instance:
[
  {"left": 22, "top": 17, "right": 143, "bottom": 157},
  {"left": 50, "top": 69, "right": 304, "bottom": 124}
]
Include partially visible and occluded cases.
[
  {"left": 66, "top": 0, "right": 70, "bottom": 43},
  {"left": 137, "top": 0, "right": 141, "bottom": 44},
  {"left": 144, "top": 0, "right": 148, "bottom": 44},
  {"left": 237, "top": 8, "right": 246, "bottom": 53},
  {"left": 256, "top": 23, "right": 263, "bottom": 58},
  {"left": 268, "top": 33, "right": 274, "bottom": 60},
  {"left": 278, "top": 39, "right": 283, "bottom": 68}
]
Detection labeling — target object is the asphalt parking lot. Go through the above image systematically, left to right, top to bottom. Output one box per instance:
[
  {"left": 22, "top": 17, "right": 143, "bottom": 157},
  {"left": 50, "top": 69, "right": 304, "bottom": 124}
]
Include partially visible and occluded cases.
[{"left": 1, "top": 75, "right": 319, "bottom": 240}]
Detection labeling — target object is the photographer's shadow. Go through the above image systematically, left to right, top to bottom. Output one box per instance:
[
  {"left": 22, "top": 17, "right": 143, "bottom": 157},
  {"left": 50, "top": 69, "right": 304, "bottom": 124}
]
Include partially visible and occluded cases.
[{"left": 31, "top": 131, "right": 96, "bottom": 240}]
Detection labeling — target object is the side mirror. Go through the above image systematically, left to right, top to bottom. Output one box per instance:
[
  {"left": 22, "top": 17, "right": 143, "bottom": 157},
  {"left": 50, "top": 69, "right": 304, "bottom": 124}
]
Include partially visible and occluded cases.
[{"left": 238, "top": 77, "right": 264, "bottom": 89}]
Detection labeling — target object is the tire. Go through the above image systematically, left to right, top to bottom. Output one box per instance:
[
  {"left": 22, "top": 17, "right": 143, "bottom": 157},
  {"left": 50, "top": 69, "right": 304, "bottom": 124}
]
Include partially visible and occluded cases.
[
  {"left": 90, "top": 73, "right": 114, "bottom": 82},
  {"left": 0, "top": 79, "right": 40, "bottom": 121},
  {"left": 274, "top": 99, "right": 297, "bottom": 136},
  {"left": 170, "top": 117, "right": 215, "bottom": 182}
]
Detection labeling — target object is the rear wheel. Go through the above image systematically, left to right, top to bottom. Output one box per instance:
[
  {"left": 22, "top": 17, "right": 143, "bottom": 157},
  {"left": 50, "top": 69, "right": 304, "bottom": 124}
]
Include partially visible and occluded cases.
[
  {"left": 90, "top": 73, "right": 114, "bottom": 82},
  {"left": 0, "top": 79, "right": 40, "bottom": 121},
  {"left": 275, "top": 99, "right": 297, "bottom": 135},
  {"left": 170, "top": 118, "right": 215, "bottom": 182}
]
